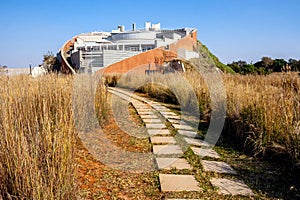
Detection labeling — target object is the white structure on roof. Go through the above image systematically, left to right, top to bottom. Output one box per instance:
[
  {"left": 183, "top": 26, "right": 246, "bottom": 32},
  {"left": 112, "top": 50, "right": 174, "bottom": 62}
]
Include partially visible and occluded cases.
[{"left": 69, "top": 22, "right": 197, "bottom": 73}]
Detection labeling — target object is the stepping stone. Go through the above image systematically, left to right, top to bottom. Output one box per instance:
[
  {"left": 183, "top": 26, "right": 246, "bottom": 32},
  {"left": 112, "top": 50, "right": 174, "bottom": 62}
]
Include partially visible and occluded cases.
[
  {"left": 112, "top": 94, "right": 131, "bottom": 101},
  {"left": 148, "top": 102, "right": 159, "bottom": 106},
  {"left": 134, "top": 104, "right": 148, "bottom": 108},
  {"left": 152, "top": 105, "right": 166, "bottom": 109},
  {"left": 135, "top": 106, "right": 150, "bottom": 109},
  {"left": 135, "top": 107, "right": 149, "bottom": 110},
  {"left": 136, "top": 108, "right": 152, "bottom": 112},
  {"left": 155, "top": 108, "right": 168, "bottom": 111},
  {"left": 156, "top": 108, "right": 170, "bottom": 112},
  {"left": 138, "top": 111, "right": 154, "bottom": 115},
  {"left": 160, "top": 111, "right": 177, "bottom": 116},
  {"left": 140, "top": 114, "right": 158, "bottom": 119},
  {"left": 165, "top": 115, "right": 181, "bottom": 120},
  {"left": 143, "top": 118, "right": 162, "bottom": 123},
  {"left": 168, "top": 119, "right": 186, "bottom": 124},
  {"left": 145, "top": 123, "right": 166, "bottom": 129},
  {"left": 173, "top": 124, "right": 194, "bottom": 130},
  {"left": 148, "top": 129, "right": 171, "bottom": 136},
  {"left": 177, "top": 130, "right": 201, "bottom": 138},
  {"left": 150, "top": 136, "right": 176, "bottom": 144},
  {"left": 184, "top": 137, "right": 210, "bottom": 147},
  {"left": 153, "top": 145, "right": 183, "bottom": 155},
  {"left": 191, "top": 147, "right": 220, "bottom": 159},
  {"left": 156, "top": 158, "right": 192, "bottom": 170},
  {"left": 201, "top": 160, "right": 237, "bottom": 174},
  {"left": 159, "top": 174, "right": 200, "bottom": 192},
  {"left": 210, "top": 178, "right": 254, "bottom": 196}
]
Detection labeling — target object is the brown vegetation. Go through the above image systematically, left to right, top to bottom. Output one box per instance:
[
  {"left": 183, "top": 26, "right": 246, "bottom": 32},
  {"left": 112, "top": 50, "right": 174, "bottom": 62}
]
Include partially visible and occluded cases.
[
  {"left": 0, "top": 71, "right": 298, "bottom": 199},
  {"left": 107, "top": 72, "right": 300, "bottom": 171},
  {"left": 0, "top": 75, "right": 77, "bottom": 199}
]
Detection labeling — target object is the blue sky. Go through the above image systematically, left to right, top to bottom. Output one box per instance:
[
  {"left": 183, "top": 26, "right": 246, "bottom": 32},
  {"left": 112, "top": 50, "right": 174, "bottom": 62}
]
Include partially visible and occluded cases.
[{"left": 0, "top": 0, "right": 299, "bottom": 68}]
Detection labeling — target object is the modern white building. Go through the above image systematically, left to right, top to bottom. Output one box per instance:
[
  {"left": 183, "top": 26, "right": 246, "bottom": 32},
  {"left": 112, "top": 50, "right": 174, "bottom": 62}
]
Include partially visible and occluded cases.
[{"left": 68, "top": 22, "right": 197, "bottom": 73}]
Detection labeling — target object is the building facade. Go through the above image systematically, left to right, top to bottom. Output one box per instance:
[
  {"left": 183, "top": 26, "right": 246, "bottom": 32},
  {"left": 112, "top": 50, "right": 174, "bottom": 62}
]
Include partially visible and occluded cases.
[{"left": 60, "top": 22, "right": 199, "bottom": 74}]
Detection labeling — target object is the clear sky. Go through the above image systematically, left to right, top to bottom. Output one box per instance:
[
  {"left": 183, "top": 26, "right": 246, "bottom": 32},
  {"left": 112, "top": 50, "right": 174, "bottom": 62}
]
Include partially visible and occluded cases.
[{"left": 0, "top": 0, "right": 299, "bottom": 68}]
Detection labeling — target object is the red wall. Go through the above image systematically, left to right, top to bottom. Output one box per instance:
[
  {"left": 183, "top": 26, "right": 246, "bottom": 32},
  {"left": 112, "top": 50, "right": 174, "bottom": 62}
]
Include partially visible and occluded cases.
[{"left": 98, "top": 31, "right": 197, "bottom": 75}]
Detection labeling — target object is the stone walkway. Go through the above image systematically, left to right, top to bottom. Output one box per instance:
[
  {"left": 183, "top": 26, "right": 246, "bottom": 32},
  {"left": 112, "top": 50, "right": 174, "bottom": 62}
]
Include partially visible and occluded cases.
[{"left": 108, "top": 87, "right": 254, "bottom": 198}]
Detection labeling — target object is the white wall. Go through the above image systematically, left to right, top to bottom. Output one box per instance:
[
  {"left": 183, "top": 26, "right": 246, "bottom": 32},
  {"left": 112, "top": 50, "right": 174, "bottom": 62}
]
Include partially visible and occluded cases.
[
  {"left": 155, "top": 33, "right": 182, "bottom": 48},
  {"left": 177, "top": 48, "right": 199, "bottom": 60},
  {"left": 103, "top": 50, "right": 139, "bottom": 67}
]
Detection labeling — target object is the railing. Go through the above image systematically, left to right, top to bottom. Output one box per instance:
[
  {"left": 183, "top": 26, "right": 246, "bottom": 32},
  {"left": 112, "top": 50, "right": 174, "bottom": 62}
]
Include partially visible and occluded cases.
[{"left": 60, "top": 40, "right": 76, "bottom": 74}]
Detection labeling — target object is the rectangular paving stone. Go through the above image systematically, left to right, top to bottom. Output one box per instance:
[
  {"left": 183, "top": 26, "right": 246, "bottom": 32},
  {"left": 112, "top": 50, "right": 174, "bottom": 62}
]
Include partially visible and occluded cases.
[
  {"left": 110, "top": 91, "right": 130, "bottom": 99},
  {"left": 112, "top": 93, "right": 131, "bottom": 101},
  {"left": 130, "top": 99, "right": 138, "bottom": 102},
  {"left": 148, "top": 102, "right": 159, "bottom": 106},
  {"left": 134, "top": 104, "right": 148, "bottom": 108},
  {"left": 152, "top": 105, "right": 166, "bottom": 110},
  {"left": 135, "top": 107, "right": 150, "bottom": 110},
  {"left": 135, "top": 107, "right": 151, "bottom": 110},
  {"left": 136, "top": 108, "right": 152, "bottom": 112},
  {"left": 156, "top": 108, "right": 171, "bottom": 112},
  {"left": 138, "top": 111, "right": 154, "bottom": 115},
  {"left": 160, "top": 111, "right": 178, "bottom": 116},
  {"left": 140, "top": 114, "right": 158, "bottom": 119},
  {"left": 164, "top": 115, "right": 181, "bottom": 120},
  {"left": 143, "top": 118, "right": 162, "bottom": 123},
  {"left": 168, "top": 119, "right": 186, "bottom": 124},
  {"left": 145, "top": 123, "right": 166, "bottom": 129},
  {"left": 173, "top": 124, "right": 195, "bottom": 130},
  {"left": 148, "top": 129, "right": 171, "bottom": 136},
  {"left": 177, "top": 130, "right": 201, "bottom": 138},
  {"left": 151, "top": 136, "right": 176, "bottom": 144},
  {"left": 184, "top": 137, "right": 210, "bottom": 147},
  {"left": 153, "top": 145, "right": 183, "bottom": 155},
  {"left": 191, "top": 147, "right": 220, "bottom": 159},
  {"left": 156, "top": 158, "right": 192, "bottom": 170},
  {"left": 201, "top": 160, "right": 237, "bottom": 174},
  {"left": 159, "top": 174, "right": 201, "bottom": 192},
  {"left": 210, "top": 178, "right": 254, "bottom": 196}
]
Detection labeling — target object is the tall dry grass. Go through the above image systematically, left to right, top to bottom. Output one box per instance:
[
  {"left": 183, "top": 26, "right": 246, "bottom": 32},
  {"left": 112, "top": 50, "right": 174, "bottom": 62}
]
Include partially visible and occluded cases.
[
  {"left": 107, "top": 72, "right": 300, "bottom": 168},
  {"left": 116, "top": 73, "right": 204, "bottom": 115},
  {"left": 224, "top": 73, "right": 300, "bottom": 164},
  {"left": 0, "top": 74, "right": 109, "bottom": 199},
  {"left": 0, "top": 74, "right": 77, "bottom": 199},
  {"left": 73, "top": 74, "right": 108, "bottom": 132}
]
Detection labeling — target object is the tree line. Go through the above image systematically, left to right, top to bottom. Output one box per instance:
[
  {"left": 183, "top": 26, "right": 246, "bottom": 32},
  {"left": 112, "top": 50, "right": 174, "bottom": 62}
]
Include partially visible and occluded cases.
[{"left": 227, "top": 57, "right": 300, "bottom": 75}]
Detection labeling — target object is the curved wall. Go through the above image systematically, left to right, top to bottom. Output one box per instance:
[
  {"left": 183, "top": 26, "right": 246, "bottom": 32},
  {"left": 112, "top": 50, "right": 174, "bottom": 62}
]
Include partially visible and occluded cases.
[{"left": 98, "top": 31, "right": 197, "bottom": 75}]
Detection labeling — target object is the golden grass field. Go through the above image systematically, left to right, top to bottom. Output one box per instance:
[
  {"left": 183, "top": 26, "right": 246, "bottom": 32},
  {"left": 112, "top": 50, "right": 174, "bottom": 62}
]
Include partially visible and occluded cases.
[
  {"left": 0, "top": 72, "right": 299, "bottom": 199},
  {"left": 114, "top": 72, "right": 300, "bottom": 167}
]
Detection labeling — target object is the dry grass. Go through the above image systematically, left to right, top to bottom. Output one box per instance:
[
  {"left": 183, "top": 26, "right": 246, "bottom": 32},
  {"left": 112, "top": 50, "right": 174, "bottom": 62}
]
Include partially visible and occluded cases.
[
  {"left": 1, "top": 71, "right": 298, "bottom": 199},
  {"left": 106, "top": 72, "right": 300, "bottom": 169},
  {"left": 224, "top": 73, "right": 300, "bottom": 165},
  {"left": 0, "top": 74, "right": 109, "bottom": 200},
  {"left": 0, "top": 75, "right": 77, "bottom": 199}
]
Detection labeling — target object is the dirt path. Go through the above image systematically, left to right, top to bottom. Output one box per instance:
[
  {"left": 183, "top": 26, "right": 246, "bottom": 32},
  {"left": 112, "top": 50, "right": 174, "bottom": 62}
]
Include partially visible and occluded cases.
[{"left": 76, "top": 87, "right": 289, "bottom": 199}]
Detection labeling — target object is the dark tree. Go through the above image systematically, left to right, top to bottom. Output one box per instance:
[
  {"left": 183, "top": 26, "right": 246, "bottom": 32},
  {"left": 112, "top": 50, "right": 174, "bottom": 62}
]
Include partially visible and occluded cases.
[
  {"left": 43, "top": 52, "right": 61, "bottom": 73},
  {"left": 261, "top": 57, "right": 273, "bottom": 70},
  {"left": 288, "top": 58, "right": 300, "bottom": 71},
  {"left": 272, "top": 59, "right": 287, "bottom": 72},
  {"left": 228, "top": 60, "right": 258, "bottom": 75},
  {"left": 227, "top": 62, "right": 241, "bottom": 73},
  {"left": 0, "top": 65, "right": 8, "bottom": 75}
]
